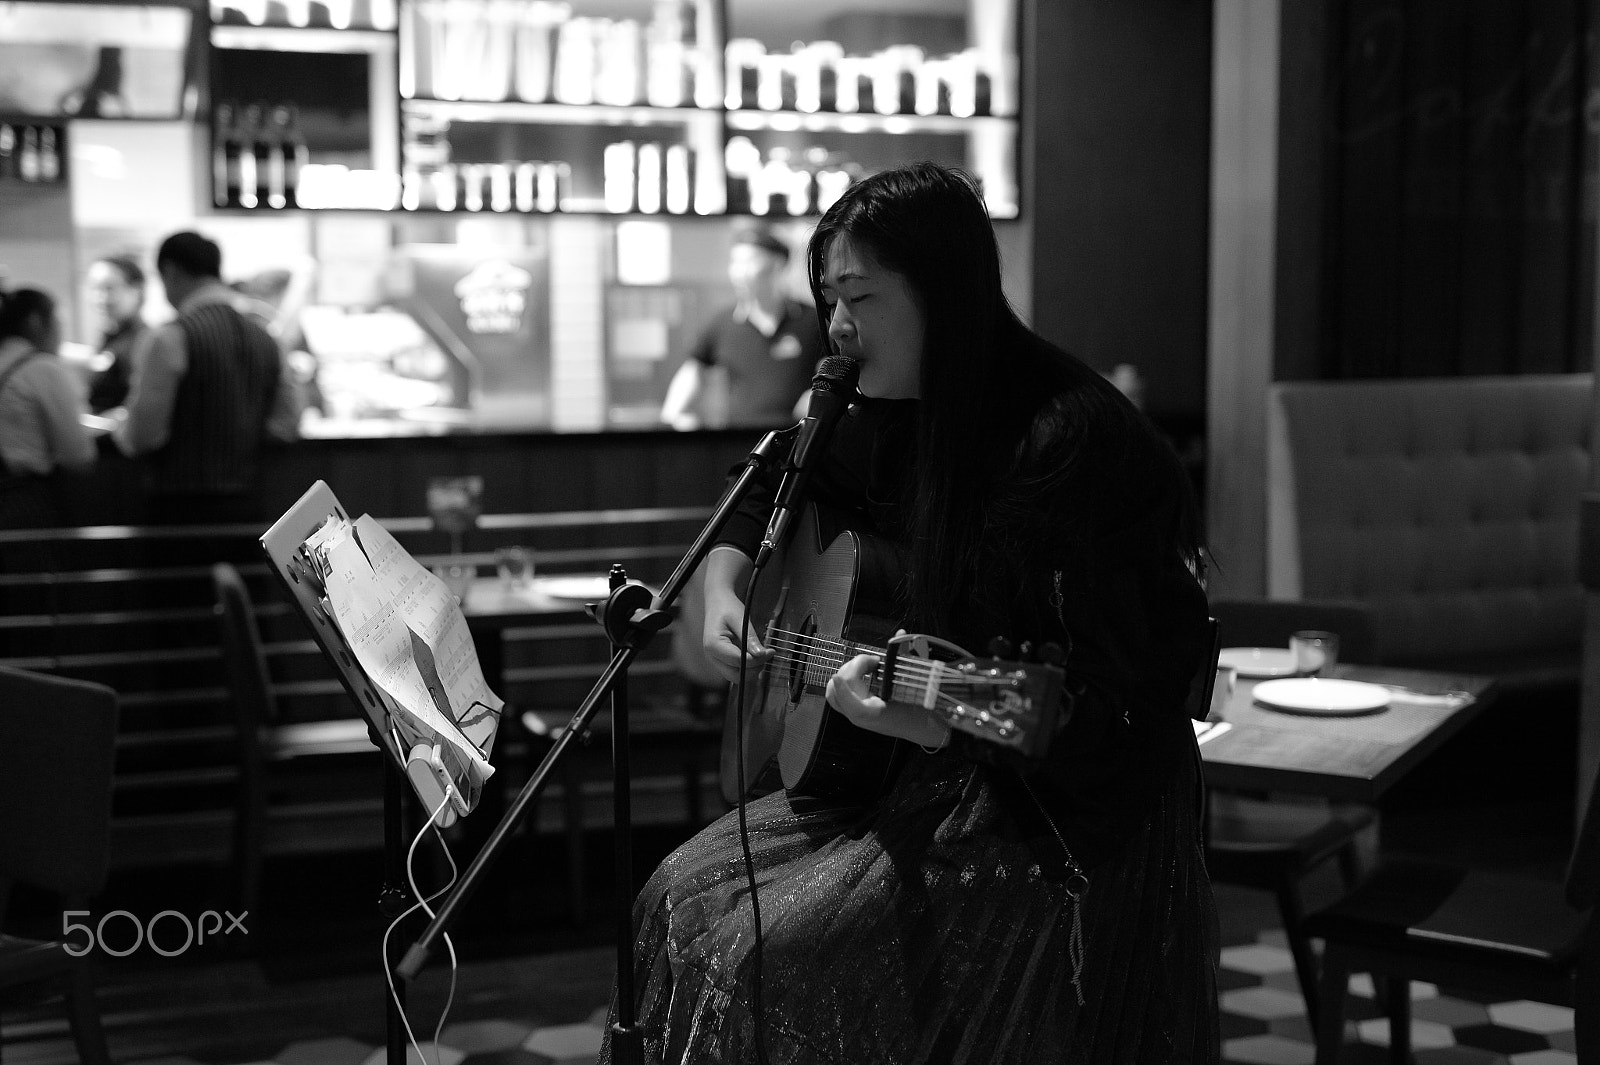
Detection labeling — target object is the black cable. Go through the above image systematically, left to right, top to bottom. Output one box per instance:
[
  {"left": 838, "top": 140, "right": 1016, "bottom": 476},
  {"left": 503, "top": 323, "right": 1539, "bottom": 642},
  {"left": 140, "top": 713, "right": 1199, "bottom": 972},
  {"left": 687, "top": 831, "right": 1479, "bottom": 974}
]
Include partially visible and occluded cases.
[{"left": 734, "top": 561, "right": 773, "bottom": 1065}]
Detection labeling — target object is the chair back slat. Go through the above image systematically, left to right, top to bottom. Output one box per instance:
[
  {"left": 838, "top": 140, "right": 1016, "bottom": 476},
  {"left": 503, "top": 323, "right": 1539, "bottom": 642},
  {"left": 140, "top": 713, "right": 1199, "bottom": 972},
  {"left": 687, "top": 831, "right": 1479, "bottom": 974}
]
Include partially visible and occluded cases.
[{"left": 0, "top": 665, "right": 118, "bottom": 898}]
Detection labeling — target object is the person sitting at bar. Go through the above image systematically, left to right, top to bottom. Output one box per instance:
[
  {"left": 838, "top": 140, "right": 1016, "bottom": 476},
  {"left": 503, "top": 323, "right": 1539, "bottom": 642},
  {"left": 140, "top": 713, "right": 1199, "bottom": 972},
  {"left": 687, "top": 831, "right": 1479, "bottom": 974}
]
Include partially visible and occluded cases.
[
  {"left": 604, "top": 163, "right": 1219, "bottom": 1064},
  {"left": 659, "top": 223, "right": 825, "bottom": 431},
  {"left": 108, "top": 230, "right": 303, "bottom": 524},
  {"left": 82, "top": 253, "right": 150, "bottom": 413},
  {"left": 0, "top": 287, "right": 96, "bottom": 536}
]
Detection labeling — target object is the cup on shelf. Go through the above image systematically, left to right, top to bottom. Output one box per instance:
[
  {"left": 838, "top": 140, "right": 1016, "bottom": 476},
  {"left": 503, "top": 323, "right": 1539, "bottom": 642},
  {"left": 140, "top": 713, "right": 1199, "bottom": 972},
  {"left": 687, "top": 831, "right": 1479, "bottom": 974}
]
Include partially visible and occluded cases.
[{"left": 1290, "top": 630, "right": 1339, "bottom": 675}]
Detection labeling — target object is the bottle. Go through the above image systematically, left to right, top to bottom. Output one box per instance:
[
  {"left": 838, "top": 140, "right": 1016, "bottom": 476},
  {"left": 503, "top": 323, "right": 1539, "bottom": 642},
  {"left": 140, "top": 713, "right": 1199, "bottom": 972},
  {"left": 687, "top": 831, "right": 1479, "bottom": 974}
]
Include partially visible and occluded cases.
[
  {"left": 213, "top": 103, "right": 237, "bottom": 207},
  {"left": 237, "top": 103, "right": 264, "bottom": 208},
  {"left": 280, "top": 105, "right": 311, "bottom": 208},
  {"left": 262, "top": 106, "right": 288, "bottom": 208},
  {"left": 0, "top": 125, "right": 14, "bottom": 181},
  {"left": 18, "top": 126, "right": 40, "bottom": 182},
  {"left": 38, "top": 127, "right": 60, "bottom": 182},
  {"left": 723, "top": 135, "right": 759, "bottom": 215},
  {"left": 603, "top": 140, "right": 636, "bottom": 213},
  {"left": 636, "top": 141, "right": 661, "bottom": 214},
  {"left": 664, "top": 143, "right": 692, "bottom": 214},
  {"left": 758, "top": 146, "right": 794, "bottom": 216},
  {"left": 514, "top": 160, "right": 538, "bottom": 212},
  {"left": 536, "top": 160, "right": 567, "bottom": 212},
  {"left": 431, "top": 163, "right": 458, "bottom": 211},
  {"left": 461, "top": 163, "right": 484, "bottom": 211},
  {"left": 488, "top": 163, "right": 512, "bottom": 211}
]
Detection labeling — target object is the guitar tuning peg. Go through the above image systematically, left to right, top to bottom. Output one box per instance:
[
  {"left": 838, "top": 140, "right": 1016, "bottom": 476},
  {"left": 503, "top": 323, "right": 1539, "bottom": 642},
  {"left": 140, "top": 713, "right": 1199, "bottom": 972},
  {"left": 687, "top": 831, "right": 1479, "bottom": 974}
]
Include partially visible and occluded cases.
[
  {"left": 987, "top": 636, "right": 1013, "bottom": 659},
  {"left": 1018, "top": 640, "right": 1035, "bottom": 661},
  {"left": 1039, "top": 641, "right": 1064, "bottom": 665}
]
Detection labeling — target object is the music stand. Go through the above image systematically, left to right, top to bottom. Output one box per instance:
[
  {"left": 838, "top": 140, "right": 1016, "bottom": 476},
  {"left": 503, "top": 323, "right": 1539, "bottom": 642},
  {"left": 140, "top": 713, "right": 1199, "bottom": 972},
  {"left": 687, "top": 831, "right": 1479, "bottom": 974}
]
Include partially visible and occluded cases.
[{"left": 262, "top": 479, "right": 494, "bottom": 1065}]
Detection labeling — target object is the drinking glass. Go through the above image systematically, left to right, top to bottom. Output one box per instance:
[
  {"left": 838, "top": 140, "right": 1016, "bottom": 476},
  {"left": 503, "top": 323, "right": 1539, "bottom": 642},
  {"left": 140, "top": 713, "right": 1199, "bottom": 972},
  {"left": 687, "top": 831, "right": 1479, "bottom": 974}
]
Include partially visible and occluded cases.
[
  {"left": 495, "top": 545, "right": 534, "bottom": 590},
  {"left": 1291, "top": 630, "right": 1339, "bottom": 675}
]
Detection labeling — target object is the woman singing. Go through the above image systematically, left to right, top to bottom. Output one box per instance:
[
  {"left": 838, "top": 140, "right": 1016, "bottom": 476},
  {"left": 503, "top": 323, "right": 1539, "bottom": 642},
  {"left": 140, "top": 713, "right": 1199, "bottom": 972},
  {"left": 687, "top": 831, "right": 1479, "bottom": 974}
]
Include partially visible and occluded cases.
[{"left": 604, "top": 162, "right": 1219, "bottom": 1064}]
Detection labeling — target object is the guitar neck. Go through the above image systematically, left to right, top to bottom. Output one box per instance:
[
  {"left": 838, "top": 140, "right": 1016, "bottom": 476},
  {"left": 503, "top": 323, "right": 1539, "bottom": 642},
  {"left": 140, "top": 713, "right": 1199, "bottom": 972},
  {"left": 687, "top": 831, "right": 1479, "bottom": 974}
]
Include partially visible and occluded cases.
[{"left": 771, "top": 629, "right": 959, "bottom": 709}]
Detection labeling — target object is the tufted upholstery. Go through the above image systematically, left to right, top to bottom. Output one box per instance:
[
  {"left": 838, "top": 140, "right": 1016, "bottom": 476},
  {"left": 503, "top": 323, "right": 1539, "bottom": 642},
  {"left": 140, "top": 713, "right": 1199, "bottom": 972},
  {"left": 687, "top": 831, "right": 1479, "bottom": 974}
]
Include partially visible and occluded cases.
[{"left": 1266, "top": 374, "right": 1591, "bottom": 678}]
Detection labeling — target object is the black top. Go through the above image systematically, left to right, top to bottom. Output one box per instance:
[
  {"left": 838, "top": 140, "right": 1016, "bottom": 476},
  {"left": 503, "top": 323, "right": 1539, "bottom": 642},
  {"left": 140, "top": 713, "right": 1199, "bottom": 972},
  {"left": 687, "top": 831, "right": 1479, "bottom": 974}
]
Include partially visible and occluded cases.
[
  {"left": 686, "top": 299, "right": 825, "bottom": 427},
  {"left": 88, "top": 320, "right": 147, "bottom": 413},
  {"left": 718, "top": 383, "right": 1211, "bottom": 872}
]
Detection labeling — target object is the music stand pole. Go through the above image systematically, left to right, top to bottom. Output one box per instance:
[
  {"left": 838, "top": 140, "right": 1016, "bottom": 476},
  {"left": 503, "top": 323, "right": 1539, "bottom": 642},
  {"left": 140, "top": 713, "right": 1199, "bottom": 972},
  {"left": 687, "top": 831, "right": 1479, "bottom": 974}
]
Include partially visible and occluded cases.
[
  {"left": 394, "top": 428, "right": 794, "bottom": 1036},
  {"left": 601, "top": 563, "right": 641, "bottom": 1065}
]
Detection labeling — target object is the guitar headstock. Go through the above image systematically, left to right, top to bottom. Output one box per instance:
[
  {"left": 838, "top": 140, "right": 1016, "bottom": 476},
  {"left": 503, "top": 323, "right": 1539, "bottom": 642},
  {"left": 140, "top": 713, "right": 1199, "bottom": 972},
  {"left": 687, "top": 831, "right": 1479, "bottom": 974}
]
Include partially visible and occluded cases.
[{"left": 928, "top": 653, "right": 1066, "bottom": 760}]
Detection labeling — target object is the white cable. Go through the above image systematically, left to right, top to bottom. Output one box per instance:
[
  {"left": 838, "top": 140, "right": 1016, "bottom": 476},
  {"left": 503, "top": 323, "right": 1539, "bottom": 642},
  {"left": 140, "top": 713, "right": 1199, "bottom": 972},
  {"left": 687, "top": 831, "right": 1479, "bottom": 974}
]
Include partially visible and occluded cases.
[{"left": 381, "top": 789, "right": 462, "bottom": 1065}]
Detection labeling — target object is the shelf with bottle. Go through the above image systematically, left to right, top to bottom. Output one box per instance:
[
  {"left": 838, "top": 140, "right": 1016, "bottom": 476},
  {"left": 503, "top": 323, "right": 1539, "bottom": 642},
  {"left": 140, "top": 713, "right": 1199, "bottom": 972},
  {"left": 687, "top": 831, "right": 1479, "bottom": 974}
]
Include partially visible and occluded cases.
[
  {"left": 211, "top": 0, "right": 397, "bottom": 31},
  {"left": 399, "top": 0, "right": 720, "bottom": 112},
  {"left": 211, "top": 23, "right": 398, "bottom": 53},
  {"left": 723, "top": 37, "right": 1011, "bottom": 120},
  {"left": 400, "top": 96, "right": 722, "bottom": 215},
  {"left": 402, "top": 99, "right": 712, "bottom": 127},
  {"left": 211, "top": 100, "right": 312, "bottom": 208},
  {"left": 725, "top": 108, "right": 1015, "bottom": 136},
  {"left": 0, "top": 121, "right": 67, "bottom": 185},
  {"left": 722, "top": 137, "right": 856, "bottom": 218},
  {"left": 399, "top": 142, "right": 712, "bottom": 215}
]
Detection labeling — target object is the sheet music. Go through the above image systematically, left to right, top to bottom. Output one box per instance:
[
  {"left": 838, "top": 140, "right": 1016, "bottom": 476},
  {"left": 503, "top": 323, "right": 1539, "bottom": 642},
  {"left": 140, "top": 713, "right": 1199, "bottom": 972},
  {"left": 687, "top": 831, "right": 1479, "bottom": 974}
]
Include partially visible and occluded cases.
[{"left": 304, "top": 514, "right": 502, "bottom": 800}]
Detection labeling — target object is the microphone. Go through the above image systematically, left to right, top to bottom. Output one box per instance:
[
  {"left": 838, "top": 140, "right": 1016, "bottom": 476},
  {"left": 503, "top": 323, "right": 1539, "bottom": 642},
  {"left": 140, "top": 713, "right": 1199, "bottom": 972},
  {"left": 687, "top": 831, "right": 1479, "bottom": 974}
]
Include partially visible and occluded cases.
[{"left": 755, "top": 355, "right": 860, "bottom": 567}]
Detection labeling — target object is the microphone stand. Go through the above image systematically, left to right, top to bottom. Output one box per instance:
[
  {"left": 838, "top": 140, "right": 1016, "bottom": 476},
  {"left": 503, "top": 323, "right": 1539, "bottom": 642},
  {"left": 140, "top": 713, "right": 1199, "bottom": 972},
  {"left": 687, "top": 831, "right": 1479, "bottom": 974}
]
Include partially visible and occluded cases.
[{"left": 393, "top": 425, "right": 796, "bottom": 1064}]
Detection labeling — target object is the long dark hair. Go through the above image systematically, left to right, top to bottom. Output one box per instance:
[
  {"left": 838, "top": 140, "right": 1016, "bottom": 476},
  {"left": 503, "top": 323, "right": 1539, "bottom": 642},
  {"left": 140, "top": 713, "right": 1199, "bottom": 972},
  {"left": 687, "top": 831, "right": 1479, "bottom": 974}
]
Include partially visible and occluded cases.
[
  {"left": 807, "top": 163, "right": 1203, "bottom": 638},
  {"left": 0, "top": 288, "right": 56, "bottom": 342}
]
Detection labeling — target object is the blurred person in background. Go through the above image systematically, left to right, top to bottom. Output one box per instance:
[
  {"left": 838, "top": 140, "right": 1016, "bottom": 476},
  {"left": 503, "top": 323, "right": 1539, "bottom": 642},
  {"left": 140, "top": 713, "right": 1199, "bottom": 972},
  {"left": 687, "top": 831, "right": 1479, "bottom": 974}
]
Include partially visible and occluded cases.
[
  {"left": 660, "top": 224, "right": 825, "bottom": 430},
  {"left": 109, "top": 230, "right": 303, "bottom": 524},
  {"left": 82, "top": 253, "right": 149, "bottom": 413},
  {"left": 0, "top": 286, "right": 96, "bottom": 538}
]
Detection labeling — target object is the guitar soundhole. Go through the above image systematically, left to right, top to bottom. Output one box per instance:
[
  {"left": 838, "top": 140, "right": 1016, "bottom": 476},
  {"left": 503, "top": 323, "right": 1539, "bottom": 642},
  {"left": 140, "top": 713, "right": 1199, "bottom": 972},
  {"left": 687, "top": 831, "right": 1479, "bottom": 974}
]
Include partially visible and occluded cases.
[{"left": 786, "top": 615, "right": 818, "bottom": 704}]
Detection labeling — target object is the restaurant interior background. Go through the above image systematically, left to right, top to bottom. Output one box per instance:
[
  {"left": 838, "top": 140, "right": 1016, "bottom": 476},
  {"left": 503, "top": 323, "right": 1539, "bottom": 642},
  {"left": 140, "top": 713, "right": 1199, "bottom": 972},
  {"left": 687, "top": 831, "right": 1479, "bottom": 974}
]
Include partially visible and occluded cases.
[{"left": 2, "top": 0, "right": 1600, "bottom": 1059}]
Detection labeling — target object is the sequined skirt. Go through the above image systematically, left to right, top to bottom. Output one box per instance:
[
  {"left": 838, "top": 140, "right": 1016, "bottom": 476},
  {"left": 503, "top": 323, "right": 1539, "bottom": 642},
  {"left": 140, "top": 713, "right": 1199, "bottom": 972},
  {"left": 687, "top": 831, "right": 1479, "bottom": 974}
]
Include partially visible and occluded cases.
[{"left": 601, "top": 745, "right": 1219, "bottom": 1065}]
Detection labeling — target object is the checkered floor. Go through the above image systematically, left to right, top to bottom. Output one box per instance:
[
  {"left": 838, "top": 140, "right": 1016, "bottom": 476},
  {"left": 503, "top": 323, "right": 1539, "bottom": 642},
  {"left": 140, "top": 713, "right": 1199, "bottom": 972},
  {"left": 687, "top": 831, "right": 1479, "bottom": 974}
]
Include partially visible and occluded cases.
[{"left": 61, "top": 925, "right": 1570, "bottom": 1065}]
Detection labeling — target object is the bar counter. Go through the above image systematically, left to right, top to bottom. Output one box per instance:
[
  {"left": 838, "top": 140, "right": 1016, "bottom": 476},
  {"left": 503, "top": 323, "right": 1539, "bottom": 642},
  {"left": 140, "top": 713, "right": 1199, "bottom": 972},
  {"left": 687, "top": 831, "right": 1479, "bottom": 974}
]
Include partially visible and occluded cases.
[{"left": 58, "top": 421, "right": 767, "bottom": 530}]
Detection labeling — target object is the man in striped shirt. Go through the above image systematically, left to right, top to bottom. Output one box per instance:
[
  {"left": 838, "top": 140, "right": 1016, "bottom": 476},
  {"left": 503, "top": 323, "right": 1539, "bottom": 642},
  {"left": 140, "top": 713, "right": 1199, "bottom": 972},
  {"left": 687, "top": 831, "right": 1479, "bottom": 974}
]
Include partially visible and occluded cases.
[{"left": 110, "top": 231, "right": 302, "bottom": 524}]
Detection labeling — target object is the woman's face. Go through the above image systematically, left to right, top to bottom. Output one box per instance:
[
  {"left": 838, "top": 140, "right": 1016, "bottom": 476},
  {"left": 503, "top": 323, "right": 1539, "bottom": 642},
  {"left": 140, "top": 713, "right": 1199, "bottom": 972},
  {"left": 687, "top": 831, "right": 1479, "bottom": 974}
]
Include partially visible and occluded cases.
[
  {"left": 820, "top": 236, "right": 924, "bottom": 400},
  {"left": 85, "top": 261, "right": 143, "bottom": 335}
]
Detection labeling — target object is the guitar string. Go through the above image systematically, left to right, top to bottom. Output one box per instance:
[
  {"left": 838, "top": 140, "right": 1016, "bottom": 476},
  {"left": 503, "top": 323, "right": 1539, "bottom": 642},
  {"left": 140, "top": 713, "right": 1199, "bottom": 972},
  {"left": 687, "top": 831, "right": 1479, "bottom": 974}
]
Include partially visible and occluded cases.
[
  {"left": 761, "top": 631, "right": 1007, "bottom": 695},
  {"left": 761, "top": 631, "right": 961, "bottom": 682},
  {"left": 761, "top": 633, "right": 941, "bottom": 681}
]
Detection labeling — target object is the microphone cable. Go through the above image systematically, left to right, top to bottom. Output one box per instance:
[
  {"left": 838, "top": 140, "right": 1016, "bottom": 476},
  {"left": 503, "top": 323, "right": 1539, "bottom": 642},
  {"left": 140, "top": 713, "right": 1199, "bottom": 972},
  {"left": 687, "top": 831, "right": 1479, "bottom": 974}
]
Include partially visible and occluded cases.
[
  {"left": 734, "top": 559, "right": 774, "bottom": 1065},
  {"left": 381, "top": 789, "right": 461, "bottom": 1065}
]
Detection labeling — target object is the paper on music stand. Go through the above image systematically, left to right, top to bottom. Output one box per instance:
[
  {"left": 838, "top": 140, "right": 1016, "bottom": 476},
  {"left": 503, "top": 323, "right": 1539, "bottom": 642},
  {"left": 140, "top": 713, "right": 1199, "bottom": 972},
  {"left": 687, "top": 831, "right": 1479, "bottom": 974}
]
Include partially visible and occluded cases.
[{"left": 302, "top": 513, "right": 502, "bottom": 810}]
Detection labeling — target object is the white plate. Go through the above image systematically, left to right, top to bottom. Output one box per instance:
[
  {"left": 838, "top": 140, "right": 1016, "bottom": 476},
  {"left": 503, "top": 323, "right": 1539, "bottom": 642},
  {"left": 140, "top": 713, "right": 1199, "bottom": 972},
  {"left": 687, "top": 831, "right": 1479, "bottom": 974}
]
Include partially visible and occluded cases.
[
  {"left": 538, "top": 575, "right": 615, "bottom": 601},
  {"left": 1218, "top": 646, "right": 1298, "bottom": 679},
  {"left": 1252, "top": 677, "right": 1390, "bottom": 716}
]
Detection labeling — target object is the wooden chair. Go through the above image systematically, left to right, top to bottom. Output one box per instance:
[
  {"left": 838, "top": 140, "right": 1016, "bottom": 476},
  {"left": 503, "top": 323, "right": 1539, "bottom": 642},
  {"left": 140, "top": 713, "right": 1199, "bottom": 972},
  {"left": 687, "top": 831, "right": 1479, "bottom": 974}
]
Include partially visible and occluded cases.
[
  {"left": 212, "top": 562, "right": 377, "bottom": 920},
  {"left": 1203, "top": 597, "right": 1381, "bottom": 1028},
  {"left": 0, "top": 665, "right": 117, "bottom": 1065},
  {"left": 1305, "top": 757, "right": 1600, "bottom": 1063}
]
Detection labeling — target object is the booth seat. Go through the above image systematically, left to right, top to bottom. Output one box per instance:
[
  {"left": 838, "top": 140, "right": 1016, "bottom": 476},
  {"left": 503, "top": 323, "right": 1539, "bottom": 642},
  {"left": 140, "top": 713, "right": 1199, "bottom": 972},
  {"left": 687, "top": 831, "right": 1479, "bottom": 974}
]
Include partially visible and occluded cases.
[{"left": 1266, "top": 373, "right": 1591, "bottom": 685}]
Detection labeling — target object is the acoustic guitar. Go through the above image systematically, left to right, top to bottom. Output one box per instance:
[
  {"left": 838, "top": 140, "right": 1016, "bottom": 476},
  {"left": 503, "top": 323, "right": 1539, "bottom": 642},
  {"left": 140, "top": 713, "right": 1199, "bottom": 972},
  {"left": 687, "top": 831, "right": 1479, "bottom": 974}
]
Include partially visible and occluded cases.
[{"left": 721, "top": 506, "right": 1066, "bottom": 804}]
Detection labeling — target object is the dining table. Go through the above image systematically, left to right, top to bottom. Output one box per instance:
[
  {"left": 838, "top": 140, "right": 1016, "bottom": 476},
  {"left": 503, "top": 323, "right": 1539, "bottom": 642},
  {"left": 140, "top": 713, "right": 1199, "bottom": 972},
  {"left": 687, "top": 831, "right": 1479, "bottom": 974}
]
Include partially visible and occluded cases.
[
  {"left": 455, "top": 568, "right": 718, "bottom": 922},
  {"left": 1196, "top": 663, "right": 1497, "bottom": 803}
]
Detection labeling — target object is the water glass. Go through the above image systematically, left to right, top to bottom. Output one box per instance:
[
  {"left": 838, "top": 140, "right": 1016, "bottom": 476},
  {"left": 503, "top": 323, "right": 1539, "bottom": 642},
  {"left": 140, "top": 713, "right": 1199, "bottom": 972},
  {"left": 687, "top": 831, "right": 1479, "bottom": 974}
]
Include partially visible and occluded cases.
[
  {"left": 495, "top": 546, "right": 534, "bottom": 590},
  {"left": 1291, "top": 630, "right": 1339, "bottom": 675},
  {"left": 1208, "top": 665, "right": 1237, "bottom": 721}
]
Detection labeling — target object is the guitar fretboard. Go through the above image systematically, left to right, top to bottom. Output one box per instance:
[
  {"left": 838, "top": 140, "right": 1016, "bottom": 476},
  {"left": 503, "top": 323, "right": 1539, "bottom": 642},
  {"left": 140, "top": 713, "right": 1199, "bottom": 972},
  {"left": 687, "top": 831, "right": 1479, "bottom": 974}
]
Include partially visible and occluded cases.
[{"left": 765, "top": 627, "right": 957, "bottom": 707}]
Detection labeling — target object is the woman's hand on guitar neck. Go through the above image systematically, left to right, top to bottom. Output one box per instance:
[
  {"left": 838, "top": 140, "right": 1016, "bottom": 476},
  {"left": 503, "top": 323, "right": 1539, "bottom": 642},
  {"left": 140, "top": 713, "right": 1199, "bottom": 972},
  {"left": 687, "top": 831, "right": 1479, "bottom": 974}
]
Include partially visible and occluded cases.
[
  {"left": 700, "top": 545, "right": 773, "bottom": 684},
  {"left": 827, "top": 653, "right": 953, "bottom": 750}
]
